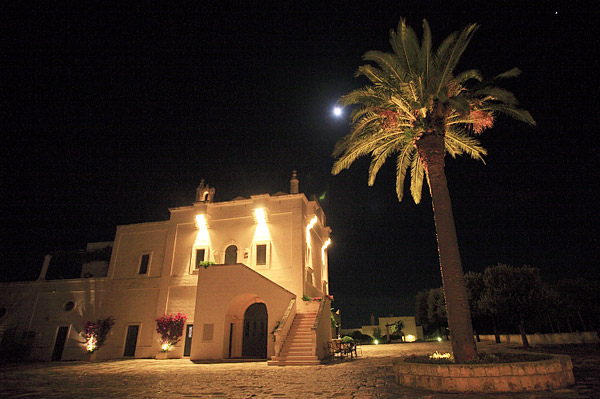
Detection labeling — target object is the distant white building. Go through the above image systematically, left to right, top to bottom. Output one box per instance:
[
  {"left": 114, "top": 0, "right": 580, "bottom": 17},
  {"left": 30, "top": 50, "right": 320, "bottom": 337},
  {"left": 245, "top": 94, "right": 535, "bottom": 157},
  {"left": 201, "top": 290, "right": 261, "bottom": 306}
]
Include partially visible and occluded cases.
[
  {"left": 0, "top": 173, "right": 333, "bottom": 365},
  {"left": 341, "top": 315, "right": 424, "bottom": 342}
]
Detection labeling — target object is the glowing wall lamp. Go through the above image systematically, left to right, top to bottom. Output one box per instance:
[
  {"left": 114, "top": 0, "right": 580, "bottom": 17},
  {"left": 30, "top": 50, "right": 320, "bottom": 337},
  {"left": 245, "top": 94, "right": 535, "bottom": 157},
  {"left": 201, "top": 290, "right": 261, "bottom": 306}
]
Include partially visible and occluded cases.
[
  {"left": 253, "top": 208, "right": 271, "bottom": 241},
  {"left": 254, "top": 208, "right": 267, "bottom": 224},
  {"left": 194, "top": 214, "right": 210, "bottom": 245},
  {"left": 195, "top": 214, "right": 208, "bottom": 229}
]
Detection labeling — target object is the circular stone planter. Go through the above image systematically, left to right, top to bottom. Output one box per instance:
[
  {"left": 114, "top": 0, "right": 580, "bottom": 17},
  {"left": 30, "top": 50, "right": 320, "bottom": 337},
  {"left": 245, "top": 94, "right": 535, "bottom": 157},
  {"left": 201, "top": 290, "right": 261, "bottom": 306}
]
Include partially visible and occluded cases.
[{"left": 393, "top": 353, "right": 574, "bottom": 393}]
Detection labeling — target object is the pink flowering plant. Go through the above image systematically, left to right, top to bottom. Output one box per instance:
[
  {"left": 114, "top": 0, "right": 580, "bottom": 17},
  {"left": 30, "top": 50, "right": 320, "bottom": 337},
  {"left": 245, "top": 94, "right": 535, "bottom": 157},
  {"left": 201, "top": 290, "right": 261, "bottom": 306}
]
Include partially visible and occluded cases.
[
  {"left": 155, "top": 312, "right": 187, "bottom": 351},
  {"left": 82, "top": 317, "right": 115, "bottom": 353}
]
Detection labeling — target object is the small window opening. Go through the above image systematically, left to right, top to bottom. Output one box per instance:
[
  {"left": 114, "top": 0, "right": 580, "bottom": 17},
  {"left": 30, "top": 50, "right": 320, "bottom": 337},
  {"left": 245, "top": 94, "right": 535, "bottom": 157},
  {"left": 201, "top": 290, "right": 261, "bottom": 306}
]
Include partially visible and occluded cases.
[
  {"left": 256, "top": 244, "right": 267, "bottom": 265},
  {"left": 194, "top": 249, "right": 206, "bottom": 269},
  {"left": 139, "top": 253, "right": 150, "bottom": 274}
]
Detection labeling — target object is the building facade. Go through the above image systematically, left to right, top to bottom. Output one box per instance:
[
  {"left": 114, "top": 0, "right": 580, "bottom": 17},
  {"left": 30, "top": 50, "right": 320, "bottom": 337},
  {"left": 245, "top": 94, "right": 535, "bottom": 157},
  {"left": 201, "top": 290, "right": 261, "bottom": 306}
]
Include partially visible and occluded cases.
[{"left": 0, "top": 174, "right": 333, "bottom": 364}]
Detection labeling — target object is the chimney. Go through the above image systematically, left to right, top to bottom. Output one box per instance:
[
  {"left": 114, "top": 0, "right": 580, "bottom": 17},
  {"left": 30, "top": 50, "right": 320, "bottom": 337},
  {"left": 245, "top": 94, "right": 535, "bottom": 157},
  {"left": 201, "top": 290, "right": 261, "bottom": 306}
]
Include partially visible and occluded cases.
[{"left": 290, "top": 170, "right": 299, "bottom": 194}]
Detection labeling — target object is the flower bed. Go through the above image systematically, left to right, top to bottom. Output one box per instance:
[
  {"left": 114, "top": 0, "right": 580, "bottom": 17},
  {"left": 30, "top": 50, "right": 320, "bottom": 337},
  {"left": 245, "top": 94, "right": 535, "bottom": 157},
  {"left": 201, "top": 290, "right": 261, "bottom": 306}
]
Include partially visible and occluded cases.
[{"left": 393, "top": 352, "right": 574, "bottom": 392}]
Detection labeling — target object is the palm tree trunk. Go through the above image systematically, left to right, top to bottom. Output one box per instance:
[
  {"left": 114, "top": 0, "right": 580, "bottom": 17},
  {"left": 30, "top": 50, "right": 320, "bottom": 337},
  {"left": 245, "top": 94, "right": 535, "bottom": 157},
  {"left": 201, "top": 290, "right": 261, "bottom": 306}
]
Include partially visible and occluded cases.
[{"left": 417, "top": 133, "right": 477, "bottom": 363}]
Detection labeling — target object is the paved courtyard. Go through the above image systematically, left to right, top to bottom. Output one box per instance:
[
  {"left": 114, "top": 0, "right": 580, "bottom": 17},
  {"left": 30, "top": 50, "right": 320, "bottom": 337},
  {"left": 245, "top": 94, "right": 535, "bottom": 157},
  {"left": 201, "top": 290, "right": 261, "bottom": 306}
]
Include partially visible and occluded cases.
[{"left": 1, "top": 341, "right": 598, "bottom": 398}]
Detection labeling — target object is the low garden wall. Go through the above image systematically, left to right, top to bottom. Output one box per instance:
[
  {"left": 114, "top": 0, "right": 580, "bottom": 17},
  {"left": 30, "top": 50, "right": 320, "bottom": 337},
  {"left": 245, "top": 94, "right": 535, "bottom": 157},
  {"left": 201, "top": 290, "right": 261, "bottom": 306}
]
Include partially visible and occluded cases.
[
  {"left": 478, "top": 332, "right": 599, "bottom": 346},
  {"left": 393, "top": 354, "right": 574, "bottom": 393}
]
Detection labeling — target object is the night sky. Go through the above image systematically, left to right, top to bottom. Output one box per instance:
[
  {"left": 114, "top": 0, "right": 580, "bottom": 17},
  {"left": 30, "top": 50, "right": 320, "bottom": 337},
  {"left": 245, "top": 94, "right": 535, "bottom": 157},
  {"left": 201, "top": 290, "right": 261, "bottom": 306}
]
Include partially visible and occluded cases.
[{"left": 2, "top": 2, "right": 599, "bottom": 328}]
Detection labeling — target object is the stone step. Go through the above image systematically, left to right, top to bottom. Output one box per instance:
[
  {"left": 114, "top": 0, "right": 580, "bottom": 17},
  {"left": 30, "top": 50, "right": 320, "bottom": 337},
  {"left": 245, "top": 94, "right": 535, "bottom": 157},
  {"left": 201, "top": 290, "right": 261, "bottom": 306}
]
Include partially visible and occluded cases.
[
  {"left": 288, "top": 330, "right": 312, "bottom": 335},
  {"left": 285, "top": 339, "right": 312, "bottom": 345},
  {"left": 282, "top": 343, "right": 312, "bottom": 351},
  {"left": 279, "top": 349, "right": 314, "bottom": 359},
  {"left": 267, "top": 358, "right": 322, "bottom": 366}
]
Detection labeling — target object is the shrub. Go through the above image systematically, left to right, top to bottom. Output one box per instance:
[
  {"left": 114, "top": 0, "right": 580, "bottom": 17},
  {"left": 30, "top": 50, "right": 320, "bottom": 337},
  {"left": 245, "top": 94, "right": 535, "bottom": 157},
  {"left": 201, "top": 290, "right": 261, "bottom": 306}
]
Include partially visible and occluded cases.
[
  {"left": 155, "top": 313, "right": 187, "bottom": 351},
  {"left": 83, "top": 317, "right": 115, "bottom": 353}
]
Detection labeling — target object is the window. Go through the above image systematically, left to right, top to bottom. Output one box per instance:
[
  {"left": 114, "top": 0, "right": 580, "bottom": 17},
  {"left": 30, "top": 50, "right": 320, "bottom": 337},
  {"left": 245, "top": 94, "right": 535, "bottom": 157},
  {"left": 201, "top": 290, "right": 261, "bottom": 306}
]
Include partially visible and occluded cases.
[
  {"left": 253, "top": 242, "right": 270, "bottom": 268},
  {"left": 256, "top": 244, "right": 267, "bottom": 265},
  {"left": 190, "top": 246, "right": 210, "bottom": 273},
  {"left": 194, "top": 248, "right": 206, "bottom": 269},
  {"left": 139, "top": 253, "right": 150, "bottom": 274}
]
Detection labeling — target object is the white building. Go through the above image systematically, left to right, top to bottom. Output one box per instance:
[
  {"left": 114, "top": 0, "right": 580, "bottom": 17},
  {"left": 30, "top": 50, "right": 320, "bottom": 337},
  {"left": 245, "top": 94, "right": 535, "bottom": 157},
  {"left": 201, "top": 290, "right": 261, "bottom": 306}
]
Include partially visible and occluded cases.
[{"left": 0, "top": 173, "right": 333, "bottom": 365}]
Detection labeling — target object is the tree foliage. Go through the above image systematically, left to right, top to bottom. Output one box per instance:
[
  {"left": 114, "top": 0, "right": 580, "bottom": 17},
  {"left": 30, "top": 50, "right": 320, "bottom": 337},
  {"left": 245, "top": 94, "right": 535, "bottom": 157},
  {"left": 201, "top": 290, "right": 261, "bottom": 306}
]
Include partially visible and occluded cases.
[{"left": 332, "top": 18, "right": 535, "bottom": 203}]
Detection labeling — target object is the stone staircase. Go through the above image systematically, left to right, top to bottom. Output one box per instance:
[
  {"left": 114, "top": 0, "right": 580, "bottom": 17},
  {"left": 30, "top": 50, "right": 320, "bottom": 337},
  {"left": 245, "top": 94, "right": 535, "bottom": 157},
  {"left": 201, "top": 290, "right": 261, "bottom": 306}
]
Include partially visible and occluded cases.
[{"left": 268, "top": 312, "right": 321, "bottom": 366}]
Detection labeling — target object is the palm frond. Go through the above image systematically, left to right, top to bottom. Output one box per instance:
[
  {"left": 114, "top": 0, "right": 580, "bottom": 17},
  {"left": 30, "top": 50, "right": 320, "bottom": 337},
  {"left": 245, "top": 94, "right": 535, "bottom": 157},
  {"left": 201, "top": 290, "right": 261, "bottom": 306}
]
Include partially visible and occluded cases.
[
  {"left": 390, "top": 19, "right": 420, "bottom": 74},
  {"left": 418, "top": 19, "right": 432, "bottom": 78},
  {"left": 435, "top": 23, "right": 479, "bottom": 95},
  {"left": 363, "top": 50, "right": 405, "bottom": 84},
  {"left": 355, "top": 65, "right": 396, "bottom": 88},
  {"left": 495, "top": 67, "right": 521, "bottom": 79},
  {"left": 454, "top": 69, "right": 482, "bottom": 85},
  {"left": 474, "top": 86, "right": 519, "bottom": 106},
  {"left": 447, "top": 95, "right": 471, "bottom": 114},
  {"left": 390, "top": 96, "right": 417, "bottom": 120},
  {"left": 487, "top": 104, "right": 536, "bottom": 125},
  {"left": 332, "top": 123, "right": 409, "bottom": 174},
  {"left": 445, "top": 130, "right": 487, "bottom": 162},
  {"left": 367, "top": 137, "right": 406, "bottom": 185},
  {"left": 395, "top": 146, "right": 415, "bottom": 202},
  {"left": 410, "top": 154, "right": 425, "bottom": 203}
]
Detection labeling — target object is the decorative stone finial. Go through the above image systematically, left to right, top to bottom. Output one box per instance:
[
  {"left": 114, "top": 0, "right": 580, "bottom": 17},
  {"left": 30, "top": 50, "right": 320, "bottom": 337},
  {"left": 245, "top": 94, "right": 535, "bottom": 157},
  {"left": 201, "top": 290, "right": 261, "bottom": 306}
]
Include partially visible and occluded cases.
[
  {"left": 290, "top": 170, "right": 299, "bottom": 194},
  {"left": 196, "top": 180, "right": 215, "bottom": 202}
]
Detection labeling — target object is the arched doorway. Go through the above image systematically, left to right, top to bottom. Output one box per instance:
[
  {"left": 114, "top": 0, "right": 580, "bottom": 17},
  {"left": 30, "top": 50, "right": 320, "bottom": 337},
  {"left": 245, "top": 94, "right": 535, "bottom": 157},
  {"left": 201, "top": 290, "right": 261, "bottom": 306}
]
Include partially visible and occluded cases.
[
  {"left": 224, "top": 245, "right": 237, "bottom": 264},
  {"left": 242, "top": 303, "right": 267, "bottom": 358}
]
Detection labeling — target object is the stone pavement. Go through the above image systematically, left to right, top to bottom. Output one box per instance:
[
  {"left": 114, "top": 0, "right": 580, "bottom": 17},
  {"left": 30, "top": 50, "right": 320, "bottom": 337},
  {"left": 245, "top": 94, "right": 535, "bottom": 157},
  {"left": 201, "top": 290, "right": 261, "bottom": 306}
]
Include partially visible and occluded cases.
[{"left": 0, "top": 341, "right": 598, "bottom": 398}]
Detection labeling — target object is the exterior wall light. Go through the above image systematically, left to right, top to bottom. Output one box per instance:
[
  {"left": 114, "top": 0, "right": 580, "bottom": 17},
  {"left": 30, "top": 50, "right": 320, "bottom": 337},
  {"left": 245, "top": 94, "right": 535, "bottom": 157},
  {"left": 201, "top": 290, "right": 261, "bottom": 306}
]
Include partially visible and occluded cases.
[
  {"left": 253, "top": 208, "right": 271, "bottom": 241},
  {"left": 254, "top": 208, "right": 267, "bottom": 224},
  {"left": 195, "top": 214, "right": 207, "bottom": 230}
]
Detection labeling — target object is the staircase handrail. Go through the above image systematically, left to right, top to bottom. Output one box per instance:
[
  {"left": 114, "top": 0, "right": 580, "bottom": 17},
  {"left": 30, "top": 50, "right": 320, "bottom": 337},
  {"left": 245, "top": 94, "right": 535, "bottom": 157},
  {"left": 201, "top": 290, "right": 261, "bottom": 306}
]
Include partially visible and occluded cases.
[
  {"left": 273, "top": 297, "right": 296, "bottom": 356},
  {"left": 311, "top": 297, "right": 328, "bottom": 330},
  {"left": 311, "top": 297, "right": 332, "bottom": 359}
]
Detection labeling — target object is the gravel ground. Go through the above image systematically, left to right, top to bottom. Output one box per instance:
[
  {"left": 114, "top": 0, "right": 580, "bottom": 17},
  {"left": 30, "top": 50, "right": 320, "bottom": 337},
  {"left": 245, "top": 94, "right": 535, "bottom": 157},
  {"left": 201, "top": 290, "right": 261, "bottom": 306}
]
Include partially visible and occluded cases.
[{"left": 0, "top": 341, "right": 598, "bottom": 398}]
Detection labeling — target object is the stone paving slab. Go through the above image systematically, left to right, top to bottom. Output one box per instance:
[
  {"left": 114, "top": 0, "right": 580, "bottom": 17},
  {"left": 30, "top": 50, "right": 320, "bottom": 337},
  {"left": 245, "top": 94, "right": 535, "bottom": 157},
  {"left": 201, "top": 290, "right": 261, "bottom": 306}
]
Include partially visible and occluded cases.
[{"left": 0, "top": 341, "right": 597, "bottom": 398}]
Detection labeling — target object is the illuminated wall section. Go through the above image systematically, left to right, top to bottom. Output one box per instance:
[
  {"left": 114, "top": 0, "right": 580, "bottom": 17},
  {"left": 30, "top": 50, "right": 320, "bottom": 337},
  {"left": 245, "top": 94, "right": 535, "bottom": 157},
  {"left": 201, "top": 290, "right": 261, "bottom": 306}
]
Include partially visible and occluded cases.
[
  {"left": 251, "top": 208, "right": 272, "bottom": 267},
  {"left": 252, "top": 208, "right": 271, "bottom": 241},
  {"left": 191, "top": 214, "right": 212, "bottom": 269},
  {"left": 194, "top": 215, "right": 210, "bottom": 245},
  {"left": 305, "top": 215, "right": 317, "bottom": 285}
]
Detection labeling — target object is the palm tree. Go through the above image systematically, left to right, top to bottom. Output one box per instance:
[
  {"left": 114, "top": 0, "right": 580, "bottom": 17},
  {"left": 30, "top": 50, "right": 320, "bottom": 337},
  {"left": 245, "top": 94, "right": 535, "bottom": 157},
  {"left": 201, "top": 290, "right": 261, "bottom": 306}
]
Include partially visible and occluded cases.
[{"left": 331, "top": 18, "right": 535, "bottom": 362}]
